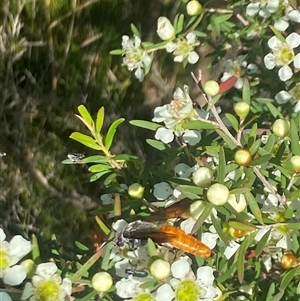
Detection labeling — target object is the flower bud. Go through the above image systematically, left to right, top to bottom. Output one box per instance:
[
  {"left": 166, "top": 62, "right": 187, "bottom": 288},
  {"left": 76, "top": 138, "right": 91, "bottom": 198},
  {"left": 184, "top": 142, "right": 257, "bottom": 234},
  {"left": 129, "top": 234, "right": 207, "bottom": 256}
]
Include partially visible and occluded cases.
[
  {"left": 187, "top": 1, "right": 203, "bottom": 16},
  {"left": 157, "top": 17, "right": 175, "bottom": 40},
  {"left": 203, "top": 80, "right": 220, "bottom": 96},
  {"left": 234, "top": 102, "right": 250, "bottom": 120},
  {"left": 272, "top": 119, "right": 290, "bottom": 138},
  {"left": 234, "top": 148, "right": 252, "bottom": 166},
  {"left": 291, "top": 155, "right": 300, "bottom": 173},
  {"left": 192, "top": 167, "right": 213, "bottom": 188},
  {"left": 128, "top": 183, "right": 145, "bottom": 199},
  {"left": 207, "top": 183, "right": 230, "bottom": 206},
  {"left": 227, "top": 194, "right": 247, "bottom": 212},
  {"left": 190, "top": 200, "right": 206, "bottom": 220},
  {"left": 229, "top": 227, "right": 249, "bottom": 238},
  {"left": 281, "top": 253, "right": 299, "bottom": 269},
  {"left": 21, "top": 259, "right": 36, "bottom": 279},
  {"left": 150, "top": 259, "right": 171, "bottom": 280},
  {"left": 92, "top": 272, "right": 113, "bottom": 292}
]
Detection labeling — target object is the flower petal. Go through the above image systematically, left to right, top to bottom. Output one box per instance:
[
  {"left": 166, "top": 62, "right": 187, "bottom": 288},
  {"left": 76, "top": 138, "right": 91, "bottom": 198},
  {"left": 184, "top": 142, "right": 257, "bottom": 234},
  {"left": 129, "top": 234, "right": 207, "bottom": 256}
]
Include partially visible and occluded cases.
[
  {"left": 286, "top": 33, "right": 300, "bottom": 48},
  {"left": 278, "top": 65, "right": 293, "bottom": 81},
  {"left": 275, "top": 90, "right": 291, "bottom": 104},
  {"left": 155, "top": 127, "right": 174, "bottom": 143},
  {"left": 171, "top": 257, "right": 191, "bottom": 279},
  {"left": 4, "top": 265, "right": 27, "bottom": 286},
  {"left": 196, "top": 266, "right": 215, "bottom": 286},
  {"left": 156, "top": 284, "right": 175, "bottom": 301},
  {"left": 0, "top": 292, "right": 13, "bottom": 301}
]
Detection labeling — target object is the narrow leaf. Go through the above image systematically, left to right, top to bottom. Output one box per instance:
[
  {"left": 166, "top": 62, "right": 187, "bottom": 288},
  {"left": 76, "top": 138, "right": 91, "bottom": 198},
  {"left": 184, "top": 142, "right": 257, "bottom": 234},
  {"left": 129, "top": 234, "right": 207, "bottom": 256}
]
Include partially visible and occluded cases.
[
  {"left": 242, "top": 78, "right": 250, "bottom": 104},
  {"left": 78, "top": 105, "right": 94, "bottom": 128},
  {"left": 96, "top": 107, "right": 105, "bottom": 133},
  {"left": 225, "top": 113, "right": 239, "bottom": 132},
  {"left": 105, "top": 118, "right": 125, "bottom": 150},
  {"left": 290, "top": 119, "right": 300, "bottom": 155},
  {"left": 130, "top": 120, "right": 161, "bottom": 131},
  {"left": 182, "top": 120, "right": 218, "bottom": 130},
  {"left": 216, "top": 129, "right": 237, "bottom": 150},
  {"left": 70, "top": 132, "right": 101, "bottom": 150},
  {"left": 146, "top": 139, "right": 168, "bottom": 150},
  {"left": 216, "top": 146, "right": 226, "bottom": 183},
  {"left": 250, "top": 154, "right": 273, "bottom": 166},
  {"left": 88, "top": 164, "right": 111, "bottom": 173},
  {"left": 245, "top": 192, "right": 264, "bottom": 224},
  {"left": 211, "top": 213, "right": 230, "bottom": 246},
  {"left": 255, "top": 229, "right": 271, "bottom": 257},
  {"left": 31, "top": 234, "right": 41, "bottom": 263}
]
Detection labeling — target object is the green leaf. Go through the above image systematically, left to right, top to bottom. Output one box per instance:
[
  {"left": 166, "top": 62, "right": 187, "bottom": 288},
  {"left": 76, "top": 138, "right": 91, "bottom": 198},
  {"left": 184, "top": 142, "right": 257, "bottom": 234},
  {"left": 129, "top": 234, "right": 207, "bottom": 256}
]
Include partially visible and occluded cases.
[
  {"left": 175, "top": 14, "right": 184, "bottom": 34},
  {"left": 215, "top": 14, "right": 232, "bottom": 23},
  {"left": 130, "top": 23, "right": 140, "bottom": 37},
  {"left": 110, "top": 49, "right": 124, "bottom": 55},
  {"left": 242, "top": 78, "right": 250, "bottom": 104},
  {"left": 265, "top": 102, "right": 282, "bottom": 118},
  {"left": 78, "top": 105, "right": 94, "bottom": 128},
  {"left": 96, "top": 107, "right": 105, "bottom": 133},
  {"left": 225, "top": 113, "right": 239, "bottom": 132},
  {"left": 105, "top": 118, "right": 125, "bottom": 150},
  {"left": 290, "top": 119, "right": 300, "bottom": 155},
  {"left": 129, "top": 120, "right": 161, "bottom": 131},
  {"left": 182, "top": 120, "right": 218, "bottom": 130},
  {"left": 216, "top": 129, "right": 237, "bottom": 150},
  {"left": 70, "top": 132, "right": 101, "bottom": 150},
  {"left": 263, "top": 134, "right": 276, "bottom": 153},
  {"left": 146, "top": 139, "right": 168, "bottom": 150},
  {"left": 249, "top": 139, "right": 261, "bottom": 155},
  {"left": 216, "top": 146, "right": 226, "bottom": 183},
  {"left": 250, "top": 154, "right": 273, "bottom": 166},
  {"left": 82, "top": 155, "right": 109, "bottom": 164},
  {"left": 88, "top": 164, "right": 111, "bottom": 173},
  {"left": 89, "top": 170, "right": 111, "bottom": 182},
  {"left": 176, "top": 185, "right": 203, "bottom": 199},
  {"left": 245, "top": 192, "right": 264, "bottom": 224},
  {"left": 191, "top": 203, "right": 213, "bottom": 234},
  {"left": 211, "top": 212, "right": 230, "bottom": 246},
  {"left": 228, "top": 220, "right": 256, "bottom": 231},
  {"left": 285, "top": 222, "right": 300, "bottom": 230},
  {"left": 255, "top": 229, "right": 271, "bottom": 257},
  {"left": 236, "top": 232, "right": 256, "bottom": 283},
  {"left": 31, "top": 234, "right": 41, "bottom": 263},
  {"left": 75, "top": 241, "right": 89, "bottom": 251},
  {"left": 71, "top": 248, "right": 105, "bottom": 282},
  {"left": 280, "top": 266, "right": 300, "bottom": 290},
  {"left": 266, "top": 283, "right": 276, "bottom": 301},
  {"left": 269, "top": 290, "right": 285, "bottom": 301},
  {"left": 77, "top": 291, "right": 99, "bottom": 301}
]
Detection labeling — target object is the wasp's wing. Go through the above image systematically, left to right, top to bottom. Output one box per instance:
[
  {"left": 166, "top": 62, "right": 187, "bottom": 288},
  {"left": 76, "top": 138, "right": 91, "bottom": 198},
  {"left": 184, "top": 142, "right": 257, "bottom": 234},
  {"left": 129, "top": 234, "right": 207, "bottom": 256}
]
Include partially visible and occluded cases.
[{"left": 144, "top": 198, "right": 192, "bottom": 222}]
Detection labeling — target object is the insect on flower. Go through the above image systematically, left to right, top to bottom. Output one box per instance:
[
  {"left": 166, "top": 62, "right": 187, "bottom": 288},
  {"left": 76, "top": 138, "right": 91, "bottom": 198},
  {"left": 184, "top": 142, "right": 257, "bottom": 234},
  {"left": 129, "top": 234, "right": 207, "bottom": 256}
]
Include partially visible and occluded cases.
[{"left": 115, "top": 220, "right": 211, "bottom": 258}]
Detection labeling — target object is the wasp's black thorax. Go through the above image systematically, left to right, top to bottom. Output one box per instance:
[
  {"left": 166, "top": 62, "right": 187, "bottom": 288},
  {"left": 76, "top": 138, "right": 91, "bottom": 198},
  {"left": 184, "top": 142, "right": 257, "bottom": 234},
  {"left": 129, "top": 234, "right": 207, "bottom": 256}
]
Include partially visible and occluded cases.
[{"left": 115, "top": 220, "right": 159, "bottom": 250}]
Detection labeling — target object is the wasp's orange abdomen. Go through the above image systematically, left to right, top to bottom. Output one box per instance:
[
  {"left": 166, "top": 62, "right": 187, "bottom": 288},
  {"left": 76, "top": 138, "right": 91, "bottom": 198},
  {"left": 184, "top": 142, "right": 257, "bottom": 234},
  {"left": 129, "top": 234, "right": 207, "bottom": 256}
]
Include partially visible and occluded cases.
[{"left": 159, "top": 225, "right": 211, "bottom": 258}]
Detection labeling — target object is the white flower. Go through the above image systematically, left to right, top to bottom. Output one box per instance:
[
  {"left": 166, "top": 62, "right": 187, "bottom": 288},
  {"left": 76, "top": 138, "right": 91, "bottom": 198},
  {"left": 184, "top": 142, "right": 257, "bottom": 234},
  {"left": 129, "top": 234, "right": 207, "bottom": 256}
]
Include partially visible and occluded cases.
[
  {"left": 246, "top": 0, "right": 280, "bottom": 17},
  {"left": 157, "top": 17, "right": 175, "bottom": 40},
  {"left": 166, "top": 32, "right": 200, "bottom": 64},
  {"left": 264, "top": 33, "right": 300, "bottom": 81},
  {"left": 121, "top": 35, "right": 152, "bottom": 81},
  {"left": 153, "top": 85, "right": 203, "bottom": 144},
  {"left": 0, "top": 228, "right": 31, "bottom": 286},
  {"left": 156, "top": 258, "right": 217, "bottom": 301},
  {"left": 21, "top": 262, "right": 72, "bottom": 301}
]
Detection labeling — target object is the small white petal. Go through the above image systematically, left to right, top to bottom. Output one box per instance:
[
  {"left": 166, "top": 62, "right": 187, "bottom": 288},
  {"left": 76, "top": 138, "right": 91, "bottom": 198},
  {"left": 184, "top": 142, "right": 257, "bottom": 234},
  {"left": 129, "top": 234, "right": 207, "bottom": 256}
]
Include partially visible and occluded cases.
[
  {"left": 266, "top": 0, "right": 279, "bottom": 14},
  {"left": 246, "top": 3, "right": 260, "bottom": 16},
  {"left": 259, "top": 7, "right": 271, "bottom": 18},
  {"left": 288, "top": 9, "right": 300, "bottom": 22},
  {"left": 274, "top": 19, "right": 289, "bottom": 31},
  {"left": 186, "top": 32, "right": 197, "bottom": 44},
  {"left": 286, "top": 33, "right": 300, "bottom": 48},
  {"left": 268, "top": 36, "right": 281, "bottom": 49},
  {"left": 166, "top": 42, "right": 177, "bottom": 53},
  {"left": 188, "top": 51, "right": 199, "bottom": 64},
  {"left": 264, "top": 53, "right": 275, "bottom": 69},
  {"left": 293, "top": 53, "right": 300, "bottom": 68},
  {"left": 174, "top": 54, "right": 184, "bottom": 62},
  {"left": 278, "top": 65, "right": 293, "bottom": 81},
  {"left": 134, "top": 67, "right": 144, "bottom": 82},
  {"left": 275, "top": 90, "right": 291, "bottom": 104},
  {"left": 294, "top": 102, "right": 300, "bottom": 113},
  {"left": 155, "top": 127, "right": 174, "bottom": 143},
  {"left": 182, "top": 130, "right": 201, "bottom": 145},
  {"left": 153, "top": 182, "right": 173, "bottom": 200},
  {"left": 0, "top": 228, "right": 6, "bottom": 241},
  {"left": 202, "top": 232, "right": 219, "bottom": 249},
  {"left": 9, "top": 236, "right": 31, "bottom": 264},
  {"left": 224, "top": 241, "right": 240, "bottom": 259},
  {"left": 171, "top": 257, "right": 191, "bottom": 279},
  {"left": 36, "top": 262, "right": 57, "bottom": 278},
  {"left": 4, "top": 265, "right": 27, "bottom": 286},
  {"left": 196, "top": 266, "right": 215, "bottom": 286},
  {"left": 115, "top": 278, "right": 141, "bottom": 299},
  {"left": 156, "top": 284, "right": 175, "bottom": 301},
  {"left": 0, "top": 292, "right": 13, "bottom": 301}
]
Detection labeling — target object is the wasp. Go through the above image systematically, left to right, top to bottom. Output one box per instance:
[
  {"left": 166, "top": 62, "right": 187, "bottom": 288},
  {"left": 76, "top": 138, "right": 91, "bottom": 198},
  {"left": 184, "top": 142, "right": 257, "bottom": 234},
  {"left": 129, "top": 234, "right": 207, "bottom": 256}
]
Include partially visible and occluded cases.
[{"left": 115, "top": 220, "right": 211, "bottom": 258}]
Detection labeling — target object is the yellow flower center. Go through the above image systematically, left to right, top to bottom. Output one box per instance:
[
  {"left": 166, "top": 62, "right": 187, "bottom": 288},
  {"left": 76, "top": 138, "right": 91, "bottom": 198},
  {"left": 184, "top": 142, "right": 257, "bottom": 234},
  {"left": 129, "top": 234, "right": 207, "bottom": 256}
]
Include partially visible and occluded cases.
[
  {"left": 274, "top": 45, "right": 294, "bottom": 66},
  {"left": 0, "top": 248, "right": 11, "bottom": 271},
  {"left": 35, "top": 279, "right": 61, "bottom": 301},
  {"left": 176, "top": 279, "right": 201, "bottom": 301},
  {"left": 132, "top": 292, "right": 155, "bottom": 301}
]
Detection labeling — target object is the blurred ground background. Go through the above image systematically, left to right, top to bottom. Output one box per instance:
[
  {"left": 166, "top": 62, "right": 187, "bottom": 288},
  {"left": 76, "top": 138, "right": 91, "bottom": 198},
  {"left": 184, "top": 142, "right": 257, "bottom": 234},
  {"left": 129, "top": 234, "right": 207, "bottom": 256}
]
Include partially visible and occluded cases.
[{"left": 0, "top": 0, "right": 227, "bottom": 241}]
